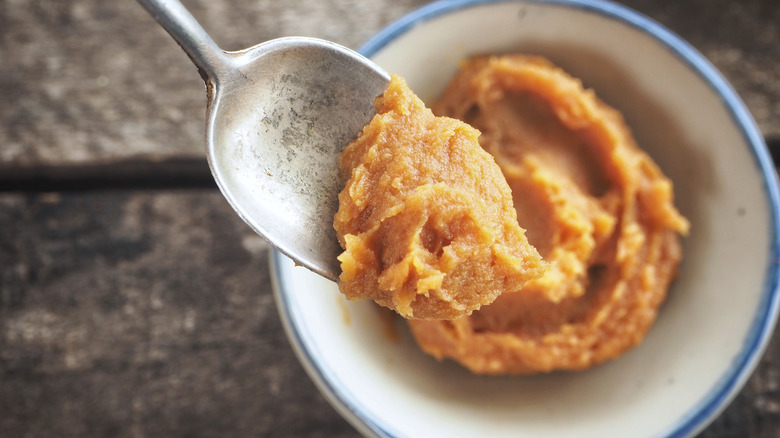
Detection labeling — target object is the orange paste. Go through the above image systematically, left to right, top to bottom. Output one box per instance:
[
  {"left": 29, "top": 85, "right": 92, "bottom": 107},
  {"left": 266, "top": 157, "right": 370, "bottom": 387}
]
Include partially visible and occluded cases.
[
  {"left": 336, "top": 55, "right": 688, "bottom": 374},
  {"left": 334, "top": 74, "right": 547, "bottom": 320}
]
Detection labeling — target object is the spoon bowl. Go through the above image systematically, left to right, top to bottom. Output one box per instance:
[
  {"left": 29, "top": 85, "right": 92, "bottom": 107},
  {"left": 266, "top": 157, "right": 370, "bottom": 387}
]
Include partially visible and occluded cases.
[{"left": 138, "top": 0, "right": 390, "bottom": 280}]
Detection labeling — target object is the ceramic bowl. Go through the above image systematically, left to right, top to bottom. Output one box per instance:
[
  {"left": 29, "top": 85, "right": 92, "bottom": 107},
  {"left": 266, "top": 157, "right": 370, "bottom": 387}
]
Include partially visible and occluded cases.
[{"left": 271, "top": 0, "right": 780, "bottom": 436}]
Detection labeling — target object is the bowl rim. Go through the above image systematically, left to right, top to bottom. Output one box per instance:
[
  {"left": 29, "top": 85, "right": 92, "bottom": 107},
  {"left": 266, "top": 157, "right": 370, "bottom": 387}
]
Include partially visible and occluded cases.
[{"left": 272, "top": 0, "right": 780, "bottom": 437}]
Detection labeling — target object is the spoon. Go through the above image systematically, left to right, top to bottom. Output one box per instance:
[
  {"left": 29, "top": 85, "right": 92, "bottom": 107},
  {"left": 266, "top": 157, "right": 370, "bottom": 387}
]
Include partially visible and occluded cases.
[{"left": 137, "top": 0, "right": 390, "bottom": 281}]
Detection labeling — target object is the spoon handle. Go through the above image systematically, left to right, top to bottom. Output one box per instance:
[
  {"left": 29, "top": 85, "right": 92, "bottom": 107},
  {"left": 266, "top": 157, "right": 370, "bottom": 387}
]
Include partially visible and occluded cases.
[{"left": 136, "top": 0, "right": 232, "bottom": 81}]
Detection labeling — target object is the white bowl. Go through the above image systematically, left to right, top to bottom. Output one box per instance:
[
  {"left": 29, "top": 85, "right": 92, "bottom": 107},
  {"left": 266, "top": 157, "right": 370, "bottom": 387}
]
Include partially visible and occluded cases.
[{"left": 271, "top": 0, "right": 780, "bottom": 436}]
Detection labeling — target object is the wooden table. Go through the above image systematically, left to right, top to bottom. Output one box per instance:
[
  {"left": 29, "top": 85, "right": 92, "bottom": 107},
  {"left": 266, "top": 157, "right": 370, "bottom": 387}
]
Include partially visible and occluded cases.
[{"left": 1, "top": 1, "right": 778, "bottom": 436}]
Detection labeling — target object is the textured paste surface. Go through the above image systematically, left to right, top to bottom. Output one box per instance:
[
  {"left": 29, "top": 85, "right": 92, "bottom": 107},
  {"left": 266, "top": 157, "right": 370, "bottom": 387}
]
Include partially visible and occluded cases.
[
  {"left": 409, "top": 55, "right": 690, "bottom": 374},
  {"left": 334, "top": 75, "right": 547, "bottom": 320}
]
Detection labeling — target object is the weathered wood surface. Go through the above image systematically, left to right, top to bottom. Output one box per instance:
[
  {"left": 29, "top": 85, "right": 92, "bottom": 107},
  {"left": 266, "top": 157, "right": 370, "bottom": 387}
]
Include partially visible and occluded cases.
[
  {"left": 0, "top": 0, "right": 777, "bottom": 166},
  {"left": 0, "top": 0, "right": 430, "bottom": 165},
  {"left": 1, "top": 0, "right": 779, "bottom": 437},
  {"left": 1, "top": 190, "right": 779, "bottom": 437},
  {"left": 0, "top": 192, "right": 348, "bottom": 437}
]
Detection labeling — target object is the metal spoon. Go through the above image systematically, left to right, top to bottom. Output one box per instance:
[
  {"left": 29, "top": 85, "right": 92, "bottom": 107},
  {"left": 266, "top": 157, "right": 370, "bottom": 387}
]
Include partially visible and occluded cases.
[{"left": 137, "top": 0, "right": 390, "bottom": 281}]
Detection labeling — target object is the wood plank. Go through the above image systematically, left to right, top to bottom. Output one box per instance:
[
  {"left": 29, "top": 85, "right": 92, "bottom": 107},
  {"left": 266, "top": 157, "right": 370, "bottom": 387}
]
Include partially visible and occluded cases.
[
  {"left": 0, "top": 0, "right": 777, "bottom": 166},
  {"left": 0, "top": 0, "right": 429, "bottom": 166},
  {"left": 0, "top": 189, "right": 778, "bottom": 436},
  {"left": 0, "top": 191, "right": 359, "bottom": 437}
]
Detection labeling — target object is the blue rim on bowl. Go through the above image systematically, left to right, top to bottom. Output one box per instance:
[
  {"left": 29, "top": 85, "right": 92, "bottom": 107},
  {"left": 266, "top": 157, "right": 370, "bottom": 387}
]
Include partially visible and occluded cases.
[{"left": 272, "top": 0, "right": 780, "bottom": 437}]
